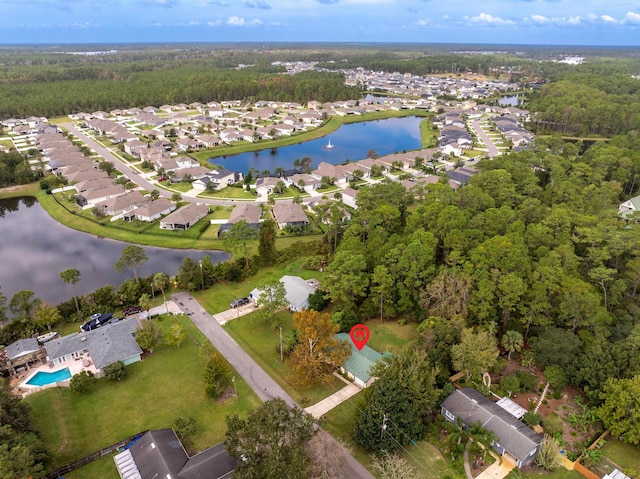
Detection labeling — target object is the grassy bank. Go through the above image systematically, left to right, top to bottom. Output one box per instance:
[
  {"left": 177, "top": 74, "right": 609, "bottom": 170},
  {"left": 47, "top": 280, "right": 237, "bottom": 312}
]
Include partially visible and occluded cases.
[{"left": 27, "top": 314, "right": 260, "bottom": 471}]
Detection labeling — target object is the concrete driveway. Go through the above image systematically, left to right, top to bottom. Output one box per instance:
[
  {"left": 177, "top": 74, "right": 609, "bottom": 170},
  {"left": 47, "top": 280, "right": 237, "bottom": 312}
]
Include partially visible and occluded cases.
[
  {"left": 304, "top": 382, "right": 361, "bottom": 418},
  {"left": 474, "top": 459, "right": 514, "bottom": 479}
]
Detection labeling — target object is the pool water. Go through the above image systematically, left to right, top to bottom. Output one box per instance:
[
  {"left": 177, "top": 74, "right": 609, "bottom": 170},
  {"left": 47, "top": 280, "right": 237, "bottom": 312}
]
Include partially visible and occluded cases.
[{"left": 26, "top": 368, "right": 72, "bottom": 386}]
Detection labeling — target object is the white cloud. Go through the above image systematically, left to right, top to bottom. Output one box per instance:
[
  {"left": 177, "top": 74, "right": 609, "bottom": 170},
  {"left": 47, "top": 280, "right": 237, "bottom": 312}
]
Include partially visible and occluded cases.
[
  {"left": 623, "top": 11, "right": 640, "bottom": 24},
  {"left": 467, "top": 13, "right": 514, "bottom": 25},
  {"left": 530, "top": 14, "right": 549, "bottom": 24},
  {"left": 227, "top": 15, "right": 245, "bottom": 25},
  {"left": 601, "top": 15, "right": 617, "bottom": 24},
  {"left": 566, "top": 16, "right": 581, "bottom": 25},
  {"left": 249, "top": 18, "right": 262, "bottom": 25},
  {"left": 207, "top": 19, "right": 221, "bottom": 25},
  {"left": 417, "top": 19, "right": 428, "bottom": 26}
]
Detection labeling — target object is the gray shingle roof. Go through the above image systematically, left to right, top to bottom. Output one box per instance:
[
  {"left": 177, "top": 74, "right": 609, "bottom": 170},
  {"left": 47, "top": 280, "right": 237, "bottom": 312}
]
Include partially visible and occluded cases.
[
  {"left": 45, "top": 317, "right": 142, "bottom": 370},
  {"left": 6, "top": 338, "right": 39, "bottom": 360},
  {"left": 441, "top": 388, "right": 542, "bottom": 463}
]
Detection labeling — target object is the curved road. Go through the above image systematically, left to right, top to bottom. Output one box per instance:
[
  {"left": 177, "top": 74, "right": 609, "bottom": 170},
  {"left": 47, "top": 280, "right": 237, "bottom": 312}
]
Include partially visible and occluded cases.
[
  {"left": 470, "top": 120, "right": 500, "bottom": 158},
  {"left": 172, "top": 291, "right": 375, "bottom": 479}
]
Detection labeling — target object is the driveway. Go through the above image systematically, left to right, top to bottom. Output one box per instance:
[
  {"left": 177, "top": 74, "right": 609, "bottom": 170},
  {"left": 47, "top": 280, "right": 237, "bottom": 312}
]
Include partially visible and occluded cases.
[
  {"left": 470, "top": 120, "right": 500, "bottom": 158},
  {"left": 171, "top": 291, "right": 375, "bottom": 479},
  {"left": 304, "top": 383, "right": 361, "bottom": 418}
]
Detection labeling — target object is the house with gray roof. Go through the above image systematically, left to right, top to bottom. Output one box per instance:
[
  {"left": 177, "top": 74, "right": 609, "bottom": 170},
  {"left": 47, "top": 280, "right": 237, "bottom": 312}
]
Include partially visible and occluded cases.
[
  {"left": 191, "top": 169, "right": 241, "bottom": 191},
  {"left": 619, "top": 194, "right": 640, "bottom": 219},
  {"left": 123, "top": 198, "right": 176, "bottom": 223},
  {"left": 272, "top": 201, "right": 309, "bottom": 230},
  {"left": 160, "top": 203, "right": 209, "bottom": 230},
  {"left": 217, "top": 203, "right": 262, "bottom": 237},
  {"left": 249, "top": 275, "right": 318, "bottom": 312},
  {"left": 45, "top": 317, "right": 142, "bottom": 371},
  {"left": 335, "top": 333, "right": 384, "bottom": 388},
  {"left": 3, "top": 338, "right": 46, "bottom": 375},
  {"left": 441, "top": 388, "right": 542, "bottom": 468},
  {"left": 114, "top": 429, "right": 235, "bottom": 479}
]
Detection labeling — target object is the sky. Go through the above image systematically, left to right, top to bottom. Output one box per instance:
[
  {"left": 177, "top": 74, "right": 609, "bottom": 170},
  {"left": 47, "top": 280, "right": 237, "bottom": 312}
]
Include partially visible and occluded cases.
[{"left": 1, "top": 0, "right": 639, "bottom": 46}]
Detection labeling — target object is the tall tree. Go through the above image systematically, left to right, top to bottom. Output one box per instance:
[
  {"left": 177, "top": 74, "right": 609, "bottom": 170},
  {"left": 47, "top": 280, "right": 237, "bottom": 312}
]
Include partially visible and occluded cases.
[
  {"left": 258, "top": 218, "right": 278, "bottom": 265},
  {"left": 224, "top": 220, "right": 257, "bottom": 269},
  {"left": 115, "top": 245, "right": 149, "bottom": 283},
  {"left": 371, "top": 265, "right": 394, "bottom": 322},
  {"left": 59, "top": 268, "right": 82, "bottom": 322},
  {"left": 153, "top": 272, "right": 171, "bottom": 314},
  {"left": 253, "top": 280, "right": 288, "bottom": 326},
  {"left": 9, "top": 290, "right": 40, "bottom": 322},
  {"left": 34, "top": 302, "right": 62, "bottom": 331},
  {"left": 289, "top": 309, "right": 350, "bottom": 388},
  {"left": 135, "top": 320, "right": 162, "bottom": 354},
  {"left": 165, "top": 323, "right": 186, "bottom": 348},
  {"left": 451, "top": 327, "right": 499, "bottom": 381},
  {"left": 501, "top": 330, "right": 524, "bottom": 360},
  {"left": 353, "top": 349, "right": 439, "bottom": 453},
  {"left": 598, "top": 375, "right": 640, "bottom": 446},
  {"left": 225, "top": 398, "right": 316, "bottom": 479}
]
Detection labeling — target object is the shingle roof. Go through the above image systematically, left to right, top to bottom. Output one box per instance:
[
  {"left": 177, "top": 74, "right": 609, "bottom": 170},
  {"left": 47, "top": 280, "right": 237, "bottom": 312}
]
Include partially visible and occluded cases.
[
  {"left": 272, "top": 201, "right": 308, "bottom": 225},
  {"left": 162, "top": 203, "right": 209, "bottom": 227},
  {"left": 228, "top": 203, "right": 261, "bottom": 225},
  {"left": 45, "top": 317, "right": 142, "bottom": 370},
  {"left": 335, "top": 333, "right": 384, "bottom": 383},
  {"left": 6, "top": 338, "right": 40, "bottom": 360},
  {"left": 441, "top": 388, "right": 542, "bottom": 462}
]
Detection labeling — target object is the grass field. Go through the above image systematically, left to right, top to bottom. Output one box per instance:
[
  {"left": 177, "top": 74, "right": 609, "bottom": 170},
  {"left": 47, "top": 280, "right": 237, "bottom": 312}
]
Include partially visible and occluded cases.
[
  {"left": 26, "top": 314, "right": 260, "bottom": 471},
  {"left": 363, "top": 319, "right": 419, "bottom": 354},
  {"left": 600, "top": 439, "right": 640, "bottom": 475},
  {"left": 521, "top": 468, "right": 583, "bottom": 478}
]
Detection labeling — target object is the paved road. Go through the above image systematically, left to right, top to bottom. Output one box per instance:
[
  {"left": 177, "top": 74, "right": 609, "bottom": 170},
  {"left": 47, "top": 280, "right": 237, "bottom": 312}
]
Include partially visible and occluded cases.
[
  {"left": 470, "top": 120, "right": 500, "bottom": 158},
  {"left": 64, "top": 124, "right": 237, "bottom": 207},
  {"left": 171, "top": 291, "right": 375, "bottom": 479}
]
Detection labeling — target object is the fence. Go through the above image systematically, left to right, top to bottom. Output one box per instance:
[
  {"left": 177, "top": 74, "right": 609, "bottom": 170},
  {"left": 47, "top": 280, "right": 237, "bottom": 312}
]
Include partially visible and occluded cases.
[{"left": 45, "top": 430, "right": 148, "bottom": 479}]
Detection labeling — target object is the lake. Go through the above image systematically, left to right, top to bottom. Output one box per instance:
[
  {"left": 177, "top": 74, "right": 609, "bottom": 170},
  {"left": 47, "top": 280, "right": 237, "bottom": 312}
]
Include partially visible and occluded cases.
[
  {"left": 208, "top": 116, "right": 424, "bottom": 174},
  {"left": 0, "top": 197, "right": 229, "bottom": 305}
]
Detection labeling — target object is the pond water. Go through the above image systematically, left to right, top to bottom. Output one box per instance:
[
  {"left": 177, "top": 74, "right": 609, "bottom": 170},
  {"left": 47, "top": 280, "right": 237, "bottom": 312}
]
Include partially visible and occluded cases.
[
  {"left": 498, "top": 95, "right": 521, "bottom": 107},
  {"left": 208, "top": 116, "right": 424, "bottom": 174},
  {"left": 0, "top": 197, "right": 229, "bottom": 304}
]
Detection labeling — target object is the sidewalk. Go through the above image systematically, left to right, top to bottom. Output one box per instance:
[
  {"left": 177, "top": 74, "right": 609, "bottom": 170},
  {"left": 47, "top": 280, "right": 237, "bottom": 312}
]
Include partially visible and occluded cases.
[{"left": 304, "top": 382, "right": 361, "bottom": 418}]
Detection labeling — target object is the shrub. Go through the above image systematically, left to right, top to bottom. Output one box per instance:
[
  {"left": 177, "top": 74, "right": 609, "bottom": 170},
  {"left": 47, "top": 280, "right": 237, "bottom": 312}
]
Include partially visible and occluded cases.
[
  {"left": 103, "top": 360, "right": 127, "bottom": 381},
  {"left": 544, "top": 365, "right": 567, "bottom": 389},
  {"left": 70, "top": 370, "right": 97, "bottom": 393},
  {"left": 516, "top": 371, "right": 538, "bottom": 391},
  {"left": 523, "top": 411, "right": 542, "bottom": 427},
  {"left": 541, "top": 414, "right": 564, "bottom": 438}
]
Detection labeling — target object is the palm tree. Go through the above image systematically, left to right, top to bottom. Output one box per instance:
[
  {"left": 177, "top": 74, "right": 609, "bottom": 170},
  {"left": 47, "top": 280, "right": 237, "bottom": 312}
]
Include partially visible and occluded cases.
[
  {"left": 60, "top": 268, "right": 82, "bottom": 322},
  {"left": 152, "top": 272, "right": 171, "bottom": 314},
  {"left": 467, "top": 422, "right": 497, "bottom": 462}
]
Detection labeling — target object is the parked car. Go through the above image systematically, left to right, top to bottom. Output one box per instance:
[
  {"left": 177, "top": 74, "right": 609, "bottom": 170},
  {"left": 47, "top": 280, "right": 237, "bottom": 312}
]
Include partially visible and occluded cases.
[
  {"left": 230, "top": 297, "right": 250, "bottom": 309},
  {"left": 123, "top": 305, "right": 143, "bottom": 316}
]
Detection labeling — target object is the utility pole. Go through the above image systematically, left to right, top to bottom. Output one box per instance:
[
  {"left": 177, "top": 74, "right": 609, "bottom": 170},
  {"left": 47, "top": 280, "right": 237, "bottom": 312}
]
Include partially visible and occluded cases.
[
  {"left": 280, "top": 326, "right": 283, "bottom": 362},
  {"left": 232, "top": 376, "right": 237, "bottom": 402},
  {"left": 381, "top": 414, "right": 387, "bottom": 440}
]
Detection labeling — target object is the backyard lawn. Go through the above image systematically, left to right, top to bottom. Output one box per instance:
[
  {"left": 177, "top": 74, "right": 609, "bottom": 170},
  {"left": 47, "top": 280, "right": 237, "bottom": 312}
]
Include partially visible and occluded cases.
[
  {"left": 26, "top": 314, "right": 260, "bottom": 470},
  {"left": 363, "top": 318, "right": 419, "bottom": 354},
  {"left": 598, "top": 439, "right": 640, "bottom": 477}
]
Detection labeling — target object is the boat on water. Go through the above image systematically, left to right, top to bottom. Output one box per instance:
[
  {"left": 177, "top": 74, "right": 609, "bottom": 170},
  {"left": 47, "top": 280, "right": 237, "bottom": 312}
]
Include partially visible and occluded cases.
[{"left": 326, "top": 140, "right": 334, "bottom": 149}]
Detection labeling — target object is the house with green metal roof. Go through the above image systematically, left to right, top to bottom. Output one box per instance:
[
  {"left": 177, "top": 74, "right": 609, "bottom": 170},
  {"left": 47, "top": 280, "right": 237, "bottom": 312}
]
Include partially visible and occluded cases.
[
  {"left": 619, "top": 194, "right": 640, "bottom": 219},
  {"left": 335, "top": 332, "right": 385, "bottom": 388}
]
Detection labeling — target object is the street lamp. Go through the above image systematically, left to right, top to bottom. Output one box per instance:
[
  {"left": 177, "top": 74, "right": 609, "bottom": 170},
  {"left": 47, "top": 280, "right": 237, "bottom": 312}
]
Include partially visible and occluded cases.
[{"left": 198, "top": 260, "right": 203, "bottom": 290}]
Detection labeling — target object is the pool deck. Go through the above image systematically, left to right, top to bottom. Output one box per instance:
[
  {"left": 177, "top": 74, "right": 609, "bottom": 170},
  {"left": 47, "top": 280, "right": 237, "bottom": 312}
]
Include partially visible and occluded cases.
[{"left": 16, "top": 358, "right": 98, "bottom": 397}]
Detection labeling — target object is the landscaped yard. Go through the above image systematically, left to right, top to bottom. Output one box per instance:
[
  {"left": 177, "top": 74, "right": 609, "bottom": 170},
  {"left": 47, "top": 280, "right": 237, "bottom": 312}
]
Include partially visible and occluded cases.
[
  {"left": 199, "top": 185, "right": 257, "bottom": 200},
  {"left": 224, "top": 309, "right": 345, "bottom": 407},
  {"left": 26, "top": 314, "right": 261, "bottom": 471},
  {"left": 363, "top": 319, "right": 419, "bottom": 354},
  {"left": 323, "top": 394, "right": 463, "bottom": 479},
  {"left": 598, "top": 438, "right": 640, "bottom": 477}
]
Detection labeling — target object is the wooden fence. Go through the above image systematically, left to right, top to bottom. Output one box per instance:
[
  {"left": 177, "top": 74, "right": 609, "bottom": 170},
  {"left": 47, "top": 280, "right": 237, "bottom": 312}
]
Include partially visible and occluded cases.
[{"left": 45, "top": 430, "right": 148, "bottom": 479}]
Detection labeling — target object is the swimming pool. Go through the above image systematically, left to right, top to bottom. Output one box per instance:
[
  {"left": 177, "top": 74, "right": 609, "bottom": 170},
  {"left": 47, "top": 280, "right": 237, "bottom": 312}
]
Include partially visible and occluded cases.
[{"left": 26, "top": 368, "right": 72, "bottom": 386}]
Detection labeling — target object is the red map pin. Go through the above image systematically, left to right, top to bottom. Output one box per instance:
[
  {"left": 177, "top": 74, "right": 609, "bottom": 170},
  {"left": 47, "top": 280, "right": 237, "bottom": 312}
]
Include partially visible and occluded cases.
[{"left": 349, "top": 324, "right": 370, "bottom": 351}]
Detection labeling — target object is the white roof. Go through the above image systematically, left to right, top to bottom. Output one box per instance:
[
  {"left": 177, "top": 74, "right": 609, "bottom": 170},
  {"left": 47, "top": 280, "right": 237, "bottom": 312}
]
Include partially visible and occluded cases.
[{"left": 496, "top": 397, "right": 527, "bottom": 420}]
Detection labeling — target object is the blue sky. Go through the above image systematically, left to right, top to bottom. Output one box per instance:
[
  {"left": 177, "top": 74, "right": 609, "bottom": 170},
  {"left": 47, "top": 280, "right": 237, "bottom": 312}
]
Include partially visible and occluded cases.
[{"left": 1, "top": 0, "right": 639, "bottom": 45}]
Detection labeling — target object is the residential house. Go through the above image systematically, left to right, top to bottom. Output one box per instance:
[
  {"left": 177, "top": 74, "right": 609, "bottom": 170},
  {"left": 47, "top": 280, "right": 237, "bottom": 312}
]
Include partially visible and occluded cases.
[
  {"left": 124, "top": 139, "right": 147, "bottom": 158},
  {"left": 312, "top": 162, "right": 351, "bottom": 185},
  {"left": 171, "top": 166, "right": 211, "bottom": 181},
  {"left": 446, "top": 167, "right": 476, "bottom": 189},
  {"left": 64, "top": 168, "right": 110, "bottom": 184},
  {"left": 192, "top": 169, "right": 242, "bottom": 191},
  {"left": 286, "top": 173, "right": 321, "bottom": 193},
  {"left": 255, "top": 176, "right": 281, "bottom": 197},
  {"left": 73, "top": 178, "right": 116, "bottom": 194},
  {"left": 76, "top": 184, "right": 127, "bottom": 208},
  {"left": 341, "top": 187, "right": 359, "bottom": 209},
  {"left": 94, "top": 191, "right": 149, "bottom": 217},
  {"left": 619, "top": 194, "right": 640, "bottom": 218},
  {"left": 123, "top": 198, "right": 176, "bottom": 222},
  {"left": 272, "top": 201, "right": 309, "bottom": 229},
  {"left": 160, "top": 203, "right": 209, "bottom": 230},
  {"left": 217, "top": 203, "right": 262, "bottom": 237},
  {"left": 249, "top": 275, "right": 319, "bottom": 312},
  {"left": 45, "top": 317, "right": 143, "bottom": 371},
  {"left": 335, "top": 333, "right": 384, "bottom": 388},
  {"left": 3, "top": 338, "right": 46, "bottom": 376},
  {"left": 441, "top": 388, "right": 542, "bottom": 468},
  {"left": 114, "top": 429, "right": 235, "bottom": 479}
]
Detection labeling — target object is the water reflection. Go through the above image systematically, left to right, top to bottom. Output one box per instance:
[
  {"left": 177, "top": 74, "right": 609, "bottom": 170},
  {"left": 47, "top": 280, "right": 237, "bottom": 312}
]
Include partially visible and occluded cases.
[{"left": 0, "top": 197, "right": 229, "bottom": 304}]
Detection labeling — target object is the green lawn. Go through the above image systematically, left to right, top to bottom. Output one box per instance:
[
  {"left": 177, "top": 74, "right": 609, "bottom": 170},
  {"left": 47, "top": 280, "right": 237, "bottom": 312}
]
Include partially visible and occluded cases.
[
  {"left": 166, "top": 181, "right": 194, "bottom": 192},
  {"left": 199, "top": 186, "right": 257, "bottom": 200},
  {"left": 224, "top": 309, "right": 345, "bottom": 407},
  {"left": 27, "top": 314, "right": 260, "bottom": 470},
  {"left": 363, "top": 319, "right": 419, "bottom": 354},
  {"left": 323, "top": 394, "right": 462, "bottom": 479},
  {"left": 601, "top": 439, "right": 640, "bottom": 473},
  {"left": 65, "top": 455, "right": 118, "bottom": 479},
  {"left": 521, "top": 468, "right": 583, "bottom": 479}
]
